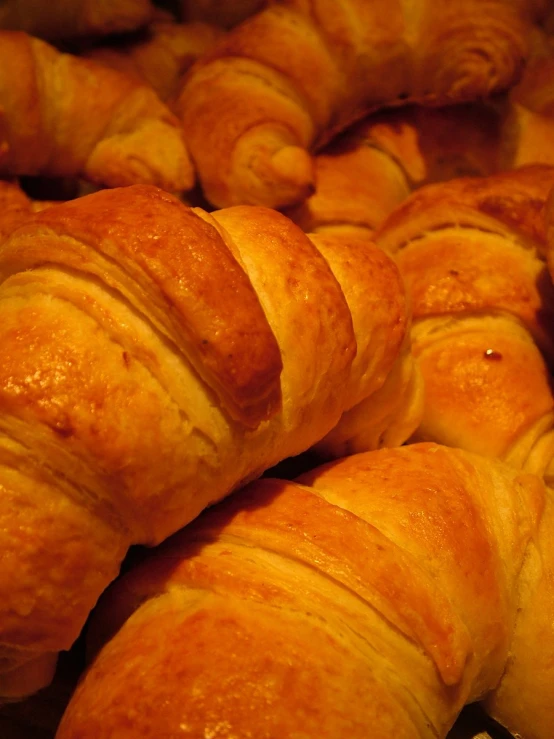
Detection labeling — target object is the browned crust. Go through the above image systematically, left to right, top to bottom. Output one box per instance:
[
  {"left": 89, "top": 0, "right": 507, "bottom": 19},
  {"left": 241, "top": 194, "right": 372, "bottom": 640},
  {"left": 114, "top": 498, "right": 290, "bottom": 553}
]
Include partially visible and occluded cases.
[
  {"left": 2, "top": 185, "right": 283, "bottom": 426},
  {"left": 57, "top": 444, "right": 546, "bottom": 738}
]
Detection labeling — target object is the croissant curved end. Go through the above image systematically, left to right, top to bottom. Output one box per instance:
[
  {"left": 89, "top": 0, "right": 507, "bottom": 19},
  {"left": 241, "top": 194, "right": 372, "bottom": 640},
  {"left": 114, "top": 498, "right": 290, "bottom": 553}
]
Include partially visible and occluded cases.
[
  {"left": 84, "top": 121, "right": 195, "bottom": 193},
  {"left": 231, "top": 133, "right": 315, "bottom": 209},
  {"left": 270, "top": 145, "right": 313, "bottom": 186}
]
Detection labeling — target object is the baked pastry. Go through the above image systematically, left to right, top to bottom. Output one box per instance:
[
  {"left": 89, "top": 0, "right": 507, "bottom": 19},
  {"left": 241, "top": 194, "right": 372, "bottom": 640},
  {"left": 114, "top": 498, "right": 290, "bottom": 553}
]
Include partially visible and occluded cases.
[
  {"left": 175, "top": 0, "right": 545, "bottom": 208},
  {"left": 0, "top": 31, "right": 193, "bottom": 192},
  {"left": 284, "top": 86, "right": 554, "bottom": 239},
  {"left": 283, "top": 103, "right": 504, "bottom": 239},
  {"left": 375, "top": 165, "right": 554, "bottom": 482},
  {"left": 0, "top": 183, "right": 413, "bottom": 699},
  {"left": 55, "top": 443, "right": 553, "bottom": 739}
]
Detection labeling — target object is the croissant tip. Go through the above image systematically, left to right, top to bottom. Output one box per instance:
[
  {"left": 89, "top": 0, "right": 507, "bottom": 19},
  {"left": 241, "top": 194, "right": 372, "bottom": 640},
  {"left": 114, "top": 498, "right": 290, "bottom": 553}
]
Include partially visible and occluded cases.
[{"left": 262, "top": 145, "right": 315, "bottom": 207}]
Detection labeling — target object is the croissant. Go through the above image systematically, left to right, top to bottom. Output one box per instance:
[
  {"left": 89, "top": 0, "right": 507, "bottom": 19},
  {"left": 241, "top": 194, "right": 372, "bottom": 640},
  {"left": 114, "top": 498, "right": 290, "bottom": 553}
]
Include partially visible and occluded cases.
[
  {"left": 0, "top": 0, "right": 154, "bottom": 41},
  {"left": 175, "top": 0, "right": 544, "bottom": 208},
  {"left": 83, "top": 18, "right": 223, "bottom": 103},
  {"left": 492, "top": 24, "right": 554, "bottom": 169},
  {"left": 0, "top": 31, "right": 193, "bottom": 192},
  {"left": 285, "top": 79, "right": 554, "bottom": 239},
  {"left": 283, "top": 103, "right": 503, "bottom": 239},
  {"left": 374, "top": 165, "right": 554, "bottom": 482},
  {"left": 0, "top": 182, "right": 415, "bottom": 699},
  {"left": 54, "top": 442, "right": 553, "bottom": 739}
]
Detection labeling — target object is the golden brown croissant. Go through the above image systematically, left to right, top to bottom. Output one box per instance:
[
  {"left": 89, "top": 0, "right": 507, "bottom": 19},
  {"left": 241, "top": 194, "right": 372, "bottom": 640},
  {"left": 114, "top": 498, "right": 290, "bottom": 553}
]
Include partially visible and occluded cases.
[
  {"left": 0, "top": 0, "right": 154, "bottom": 41},
  {"left": 176, "top": 0, "right": 545, "bottom": 209},
  {"left": 83, "top": 18, "right": 223, "bottom": 103},
  {"left": 0, "top": 31, "right": 193, "bottom": 192},
  {"left": 285, "top": 88, "right": 554, "bottom": 240},
  {"left": 283, "top": 103, "right": 503, "bottom": 239},
  {"left": 374, "top": 165, "right": 554, "bottom": 482},
  {"left": 0, "top": 183, "right": 414, "bottom": 699},
  {"left": 55, "top": 442, "right": 553, "bottom": 739}
]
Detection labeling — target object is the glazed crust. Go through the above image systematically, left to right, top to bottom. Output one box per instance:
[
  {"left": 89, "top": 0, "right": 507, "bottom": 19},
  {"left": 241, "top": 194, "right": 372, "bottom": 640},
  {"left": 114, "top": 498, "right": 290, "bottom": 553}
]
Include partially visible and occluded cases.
[
  {"left": 285, "top": 92, "right": 554, "bottom": 239},
  {"left": 374, "top": 166, "right": 554, "bottom": 479},
  {"left": 0, "top": 184, "right": 410, "bottom": 698},
  {"left": 56, "top": 444, "right": 549, "bottom": 738}
]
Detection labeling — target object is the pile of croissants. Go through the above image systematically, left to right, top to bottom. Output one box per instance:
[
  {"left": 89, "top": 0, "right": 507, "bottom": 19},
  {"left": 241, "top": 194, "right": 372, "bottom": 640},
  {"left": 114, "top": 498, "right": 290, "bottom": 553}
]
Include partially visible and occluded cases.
[{"left": 1, "top": 1, "right": 554, "bottom": 737}]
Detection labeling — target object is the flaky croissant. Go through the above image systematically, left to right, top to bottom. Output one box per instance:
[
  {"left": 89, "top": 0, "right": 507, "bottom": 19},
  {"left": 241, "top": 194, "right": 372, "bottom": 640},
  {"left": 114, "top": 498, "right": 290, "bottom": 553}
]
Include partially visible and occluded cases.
[
  {"left": 0, "top": 0, "right": 154, "bottom": 41},
  {"left": 176, "top": 0, "right": 545, "bottom": 208},
  {"left": 0, "top": 31, "right": 193, "bottom": 192},
  {"left": 285, "top": 87, "right": 554, "bottom": 240},
  {"left": 283, "top": 103, "right": 502, "bottom": 240},
  {"left": 375, "top": 165, "right": 554, "bottom": 483},
  {"left": 0, "top": 183, "right": 415, "bottom": 699},
  {"left": 55, "top": 443, "right": 553, "bottom": 739}
]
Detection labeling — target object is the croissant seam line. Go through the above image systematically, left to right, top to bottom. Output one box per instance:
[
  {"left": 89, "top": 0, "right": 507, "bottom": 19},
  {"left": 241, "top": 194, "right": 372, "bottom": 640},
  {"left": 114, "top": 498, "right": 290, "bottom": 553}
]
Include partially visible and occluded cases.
[
  {"left": 192, "top": 53, "right": 327, "bottom": 132},
  {"left": 361, "top": 138, "right": 414, "bottom": 184},
  {"left": 384, "top": 222, "right": 540, "bottom": 255},
  {"left": 7, "top": 229, "right": 264, "bottom": 418},
  {"left": 1, "top": 257, "right": 222, "bottom": 413},
  {"left": 504, "top": 411, "right": 554, "bottom": 470},
  {"left": 0, "top": 431, "right": 130, "bottom": 537},
  {"left": 211, "top": 529, "right": 472, "bottom": 678},
  {"left": 150, "top": 535, "right": 457, "bottom": 736},
  {"left": 483, "top": 536, "right": 542, "bottom": 701}
]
